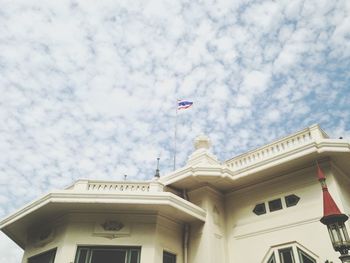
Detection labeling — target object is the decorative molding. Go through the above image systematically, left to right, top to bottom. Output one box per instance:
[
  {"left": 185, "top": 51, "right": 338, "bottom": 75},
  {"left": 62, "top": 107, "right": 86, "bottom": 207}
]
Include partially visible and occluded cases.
[
  {"left": 0, "top": 192, "right": 206, "bottom": 229},
  {"left": 232, "top": 216, "right": 320, "bottom": 240},
  {"left": 93, "top": 220, "right": 130, "bottom": 239},
  {"left": 101, "top": 220, "right": 124, "bottom": 231},
  {"left": 32, "top": 228, "right": 55, "bottom": 247}
]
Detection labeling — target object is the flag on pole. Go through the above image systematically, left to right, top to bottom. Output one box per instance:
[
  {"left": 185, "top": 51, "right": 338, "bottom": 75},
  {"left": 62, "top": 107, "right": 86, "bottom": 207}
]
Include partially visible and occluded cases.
[{"left": 177, "top": 100, "right": 193, "bottom": 110}]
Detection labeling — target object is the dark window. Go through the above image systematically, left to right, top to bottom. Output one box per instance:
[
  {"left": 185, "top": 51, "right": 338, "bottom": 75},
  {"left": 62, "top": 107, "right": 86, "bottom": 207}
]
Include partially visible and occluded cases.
[
  {"left": 285, "top": 194, "right": 300, "bottom": 207},
  {"left": 269, "top": 199, "right": 283, "bottom": 212},
  {"left": 253, "top": 203, "right": 267, "bottom": 215},
  {"left": 75, "top": 246, "right": 140, "bottom": 263},
  {"left": 28, "top": 248, "right": 56, "bottom": 263},
  {"left": 279, "top": 248, "right": 295, "bottom": 263},
  {"left": 297, "top": 248, "right": 316, "bottom": 263},
  {"left": 130, "top": 249, "right": 140, "bottom": 263},
  {"left": 163, "top": 251, "right": 176, "bottom": 263},
  {"left": 267, "top": 253, "right": 276, "bottom": 263}
]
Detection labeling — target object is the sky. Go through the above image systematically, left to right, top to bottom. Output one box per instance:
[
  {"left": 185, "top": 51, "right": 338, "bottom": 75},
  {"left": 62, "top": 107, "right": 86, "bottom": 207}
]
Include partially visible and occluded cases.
[{"left": 0, "top": 0, "right": 350, "bottom": 261}]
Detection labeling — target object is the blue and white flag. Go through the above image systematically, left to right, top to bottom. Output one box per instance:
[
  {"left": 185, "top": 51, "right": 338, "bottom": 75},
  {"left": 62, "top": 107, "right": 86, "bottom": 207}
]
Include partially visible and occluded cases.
[{"left": 177, "top": 100, "right": 193, "bottom": 110}]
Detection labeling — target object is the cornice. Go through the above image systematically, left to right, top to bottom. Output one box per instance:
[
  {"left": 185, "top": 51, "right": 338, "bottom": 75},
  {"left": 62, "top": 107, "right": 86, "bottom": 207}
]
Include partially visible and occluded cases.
[
  {"left": 161, "top": 139, "right": 350, "bottom": 191},
  {"left": 230, "top": 140, "right": 349, "bottom": 179},
  {"left": 160, "top": 164, "right": 235, "bottom": 185},
  {"left": 0, "top": 191, "right": 206, "bottom": 230}
]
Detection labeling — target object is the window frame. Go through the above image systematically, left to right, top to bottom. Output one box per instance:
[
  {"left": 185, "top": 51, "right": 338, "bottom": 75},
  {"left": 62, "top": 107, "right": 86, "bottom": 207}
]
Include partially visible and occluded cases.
[
  {"left": 254, "top": 193, "right": 301, "bottom": 216},
  {"left": 285, "top": 194, "right": 300, "bottom": 208},
  {"left": 268, "top": 198, "right": 283, "bottom": 212},
  {"left": 253, "top": 202, "right": 267, "bottom": 215},
  {"left": 263, "top": 242, "right": 318, "bottom": 263},
  {"left": 74, "top": 246, "right": 141, "bottom": 263},
  {"left": 278, "top": 247, "right": 295, "bottom": 263},
  {"left": 28, "top": 248, "right": 57, "bottom": 263},
  {"left": 297, "top": 248, "right": 316, "bottom": 263},
  {"left": 163, "top": 250, "right": 176, "bottom": 263},
  {"left": 267, "top": 253, "right": 276, "bottom": 263}
]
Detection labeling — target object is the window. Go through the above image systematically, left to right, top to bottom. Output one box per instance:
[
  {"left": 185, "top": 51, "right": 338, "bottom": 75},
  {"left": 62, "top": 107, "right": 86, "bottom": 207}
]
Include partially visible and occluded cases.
[
  {"left": 254, "top": 194, "right": 301, "bottom": 216},
  {"left": 285, "top": 194, "right": 300, "bottom": 207},
  {"left": 268, "top": 198, "right": 283, "bottom": 212},
  {"left": 253, "top": 203, "right": 267, "bottom": 215},
  {"left": 264, "top": 243, "right": 317, "bottom": 263},
  {"left": 75, "top": 246, "right": 140, "bottom": 263},
  {"left": 28, "top": 248, "right": 56, "bottom": 263},
  {"left": 279, "top": 248, "right": 295, "bottom": 263},
  {"left": 297, "top": 248, "right": 316, "bottom": 263},
  {"left": 163, "top": 251, "right": 176, "bottom": 263},
  {"left": 267, "top": 254, "right": 276, "bottom": 263}
]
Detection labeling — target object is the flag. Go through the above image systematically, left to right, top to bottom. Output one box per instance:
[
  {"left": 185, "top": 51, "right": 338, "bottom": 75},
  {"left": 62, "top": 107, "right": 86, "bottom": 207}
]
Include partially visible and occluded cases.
[{"left": 177, "top": 100, "right": 193, "bottom": 110}]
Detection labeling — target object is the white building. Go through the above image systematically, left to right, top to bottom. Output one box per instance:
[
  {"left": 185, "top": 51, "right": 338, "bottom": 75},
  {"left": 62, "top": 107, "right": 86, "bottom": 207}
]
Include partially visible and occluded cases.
[{"left": 1, "top": 124, "right": 350, "bottom": 263}]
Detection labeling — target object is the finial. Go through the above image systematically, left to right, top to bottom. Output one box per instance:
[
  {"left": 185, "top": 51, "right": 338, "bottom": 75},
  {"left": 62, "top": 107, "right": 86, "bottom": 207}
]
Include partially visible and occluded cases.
[
  {"left": 194, "top": 135, "right": 211, "bottom": 150},
  {"left": 154, "top": 157, "right": 160, "bottom": 178},
  {"left": 315, "top": 161, "right": 342, "bottom": 217},
  {"left": 316, "top": 161, "right": 326, "bottom": 181},
  {"left": 124, "top": 174, "right": 127, "bottom": 181}
]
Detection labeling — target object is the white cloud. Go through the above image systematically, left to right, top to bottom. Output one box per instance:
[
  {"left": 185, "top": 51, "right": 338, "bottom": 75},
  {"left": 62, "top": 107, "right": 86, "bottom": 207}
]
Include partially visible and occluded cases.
[
  {"left": 1, "top": 0, "right": 350, "bottom": 260},
  {"left": 266, "top": 109, "right": 281, "bottom": 122},
  {"left": 0, "top": 233, "right": 22, "bottom": 263}
]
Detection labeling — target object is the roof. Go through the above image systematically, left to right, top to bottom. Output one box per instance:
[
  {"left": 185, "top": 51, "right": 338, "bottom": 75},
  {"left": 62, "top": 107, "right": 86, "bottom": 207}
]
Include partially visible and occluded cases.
[
  {"left": 2, "top": 124, "right": 350, "bottom": 248},
  {"left": 160, "top": 124, "right": 350, "bottom": 191},
  {"left": 0, "top": 181, "right": 206, "bottom": 248}
]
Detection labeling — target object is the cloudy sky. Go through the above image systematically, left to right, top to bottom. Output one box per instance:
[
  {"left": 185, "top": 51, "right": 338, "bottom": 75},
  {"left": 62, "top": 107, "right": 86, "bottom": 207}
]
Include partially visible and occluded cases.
[{"left": 1, "top": 0, "right": 350, "bottom": 261}]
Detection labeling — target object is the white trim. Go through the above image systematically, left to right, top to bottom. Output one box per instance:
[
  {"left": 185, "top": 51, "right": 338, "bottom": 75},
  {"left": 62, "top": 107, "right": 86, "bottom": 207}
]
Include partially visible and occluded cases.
[
  {"left": 0, "top": 192, "right": 206, "bottom": 229},
  {"left": 233, "top": 217, "right": 321, "bottom": 240},
  {"left": 262, "top": 241, "right": 319, "bottom": 263}
]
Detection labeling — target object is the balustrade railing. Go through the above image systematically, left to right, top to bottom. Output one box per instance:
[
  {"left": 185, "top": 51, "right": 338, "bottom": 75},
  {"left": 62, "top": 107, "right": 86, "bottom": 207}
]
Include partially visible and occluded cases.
[
  {"left": 225, "top": 124, "right": 328, "bottom": 171},
  {"left": 70, "top": 180, "right": 151, "bottom": 192},
  {"left": 87, "top": 181, "right": 150, "bottom": 192}
]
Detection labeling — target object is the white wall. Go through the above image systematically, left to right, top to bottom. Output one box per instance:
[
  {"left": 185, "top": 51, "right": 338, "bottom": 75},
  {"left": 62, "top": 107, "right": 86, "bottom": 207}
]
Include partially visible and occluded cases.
[
  {"left": 332, "top": 163, "right": 350, "bottom": 215},
  {"left": 225, "top": 164, "right": 341, "bottom": 263},
  {"left": 188, "top": 186, "right": 226, "bottom": 263},
  {"left": 22, "top": 212, "right": 183, "bottom": 263},
  {"left": 154, "top": 216, "right": 184, "bottom": 263}
]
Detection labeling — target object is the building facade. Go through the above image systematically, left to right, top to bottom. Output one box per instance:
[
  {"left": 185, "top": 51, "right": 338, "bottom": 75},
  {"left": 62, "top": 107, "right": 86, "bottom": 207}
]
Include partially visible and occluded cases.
[{"left": 1, "top": 124, "right": 350, "bottom": 263}]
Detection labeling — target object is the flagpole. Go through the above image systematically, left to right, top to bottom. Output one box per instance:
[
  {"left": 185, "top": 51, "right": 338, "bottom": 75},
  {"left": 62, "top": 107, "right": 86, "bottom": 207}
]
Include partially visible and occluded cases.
[
  {"left": 173, "top": 99, "right": 192, "bottom": 171},
  {"left": 174, "top": 100, "right": 178, "bottom": 170}
]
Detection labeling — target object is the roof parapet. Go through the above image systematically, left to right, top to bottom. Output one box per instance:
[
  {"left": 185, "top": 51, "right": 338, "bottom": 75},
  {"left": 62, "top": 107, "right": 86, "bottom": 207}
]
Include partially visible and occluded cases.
[
  {"left": 225, "top": 124, "right": 329, "bottom": 172},
  {"left": 69, "top": 179, "right": 165, "bottom": 193}
]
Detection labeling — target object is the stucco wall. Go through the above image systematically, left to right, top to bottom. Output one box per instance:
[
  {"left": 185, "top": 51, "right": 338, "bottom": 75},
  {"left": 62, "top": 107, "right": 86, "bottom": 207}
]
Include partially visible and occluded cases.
[
  {"left": 332, "top": 163, "right": 350, "bottom": 215},
  {"left": 225, "top": 164, "right": 341, "bottom": 263},
  {"left": 188, "top": 187, "right": 226, "bottom": 263},
  {"left": 21, "top": 212, "right": 183, "bottom": 263},
  {"left": 154, "top": 215, "right": 184, "bottom": 263}
]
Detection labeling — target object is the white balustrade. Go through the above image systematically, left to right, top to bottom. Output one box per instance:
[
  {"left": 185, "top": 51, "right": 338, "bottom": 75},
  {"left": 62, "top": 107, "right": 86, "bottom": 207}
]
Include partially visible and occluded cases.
[
  {"left": 225, "top": 125, "right": 328, "bottom": 171},
  {"left": 71, "top": 180, "right": 172, "bottom": 193},
  {"left": 85, "top": 181, "right": 150, "bottom": 192}
]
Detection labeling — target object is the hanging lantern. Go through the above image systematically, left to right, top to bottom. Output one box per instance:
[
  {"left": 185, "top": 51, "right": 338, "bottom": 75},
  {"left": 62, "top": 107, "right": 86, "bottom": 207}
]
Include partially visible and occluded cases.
[
  {"left": 317, "top": 163, "right": 350, "bottom": 262},
  {"left": 320, "top": 214, "right": 350, "bottom": 255}
]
